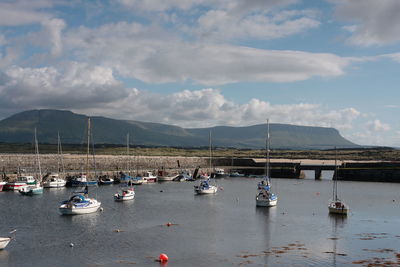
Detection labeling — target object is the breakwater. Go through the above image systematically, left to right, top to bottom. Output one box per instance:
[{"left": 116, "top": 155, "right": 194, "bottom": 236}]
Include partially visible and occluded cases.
[
  {"left": 0, "top": 154, "right": 211, "bottom": 179},
  {"left": 2, "top": 154, "right": 400, "bottom": 182},
  {"left": 337, "top": 161, "right": 400, "bottom": 182}
]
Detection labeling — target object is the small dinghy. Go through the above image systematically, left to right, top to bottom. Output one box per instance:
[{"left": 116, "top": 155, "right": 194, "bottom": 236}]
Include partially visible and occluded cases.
[
  {"left": 114, "top": 184, "right": 135, "bottom": 201},
  {"left": 0, "top": 237, "right": 11, "bottom": 250}
]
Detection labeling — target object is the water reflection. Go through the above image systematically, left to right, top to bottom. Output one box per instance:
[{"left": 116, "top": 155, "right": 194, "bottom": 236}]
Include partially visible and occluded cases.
[
  {"left": 255, "top": 206, "right": 276, "bottom": 266},
  {"left": 62, "top": 211, "right": 102, "bottom": 228},
  {"left": 329, "top": 214, "right": 348, "bottom": 266},
  {"left": 0, "top": 250, "right": 10, "bottom": 260}
]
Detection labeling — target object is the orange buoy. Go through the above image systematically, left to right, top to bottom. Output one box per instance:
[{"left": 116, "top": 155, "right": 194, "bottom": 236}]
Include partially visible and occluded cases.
[{"left": 159, "top": 253, "right": 169, "bottom": 262}]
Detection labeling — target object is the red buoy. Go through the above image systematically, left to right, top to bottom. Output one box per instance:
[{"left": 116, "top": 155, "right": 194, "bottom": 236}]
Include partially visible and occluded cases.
[{"left": 159, "top": 253, "right": 169, "bottom": 262}]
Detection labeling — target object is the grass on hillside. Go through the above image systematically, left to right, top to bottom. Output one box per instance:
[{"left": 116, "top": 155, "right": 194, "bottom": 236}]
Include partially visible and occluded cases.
[{"left": 0, "top": 143, "right": 399, "bottom": 161}]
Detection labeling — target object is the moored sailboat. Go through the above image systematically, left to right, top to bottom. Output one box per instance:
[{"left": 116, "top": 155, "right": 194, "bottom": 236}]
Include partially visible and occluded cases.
[
  {"left": 59, "top": 118, "right": 101, "bottom": 215},
  {"left": 256, "top": 119, "right": 277, "bottom": 207},
  {"left": 19, "top": 128, "right": 43, "bottom": 196},
  {"left": 194, "top": 131, "right": 218, "bottom": 194},
  {"left": 43, "top": 133, "right": 66, "bottom": 188},
  {"left": 114, "top": 133, "right": 135, "bottom": 201},
  {"left": 328, "top": 148, "right": 349, "bottom": 215},
  {"left": 59, "top": 186, "right": 101, "bottom": 215}
]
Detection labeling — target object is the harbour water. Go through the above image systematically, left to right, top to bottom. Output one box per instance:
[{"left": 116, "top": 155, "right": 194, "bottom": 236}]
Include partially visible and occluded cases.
[{"left": 1, "top": 176, "right": 400, "bottom": 266}]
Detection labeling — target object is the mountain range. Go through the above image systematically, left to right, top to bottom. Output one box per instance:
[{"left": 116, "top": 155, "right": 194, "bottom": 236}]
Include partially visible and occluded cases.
[{"left": 0, "top": 109, "right": 358, "bottom": 149}]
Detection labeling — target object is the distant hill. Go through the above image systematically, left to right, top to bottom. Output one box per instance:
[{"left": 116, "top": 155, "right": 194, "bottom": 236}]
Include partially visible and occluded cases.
[{"left": 0, "top": 109, "right": 358, "bottom": 149}]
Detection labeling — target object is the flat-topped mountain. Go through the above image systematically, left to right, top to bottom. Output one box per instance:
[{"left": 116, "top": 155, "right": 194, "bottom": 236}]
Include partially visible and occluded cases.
[{"left": 0, "top": 109, "right": 358, "bottom": 149}]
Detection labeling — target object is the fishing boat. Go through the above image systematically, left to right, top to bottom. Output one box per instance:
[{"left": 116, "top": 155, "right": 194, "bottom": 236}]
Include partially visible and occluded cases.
[
  {"left": 59, "top": 118, "right": 101, "bottom": 215},
  {"left": 256, "top": 119, "right": 278, "bottom": 207},
  {"left": 19, "top": 128, "right": 44, "bottom": 196},
  {"left": 194, "top": 131, "right": 218, "bottom": 194},
  {"left": 44, "top": 133, "right": 66, "bottom": 188},
  {"left": 328, "top": 148, "right": 349, "bottom": 215},
  {"left": 212, "top": 168, "right": 226, "bottom": 178},
  {"left": 157, "top": 170, "right": 178, "bottom": 182},
  {"left": 173, "top": 170, "right": 192, "bottom": 181},
  {"left": 142, "top": 171, "right": 157, "bottom": 183},
  {"left": 43, "top": 173, "right": 67, "bottom": 188},
  {"left": 70, "top": 174, "right": 97, "bottom": 186},
  {"left": 4, "top": 175, "right": 36, "bottom": 191},
  {"left": 98, "top": 175, "right": 114, "bottom": 185},
  {"left": 131, "top": 176, "right": 145, "bottom": 185},
  {"left": 114, "top": 179, "right": 135, "bottom": 201},
  {"left": 114, "top": 185, "right": 135, "bottom": 201},
  {"left": 59, "top": 186, "right": 102, "bottom": 215},
  {"left": 0, "top": 237, "right": 11, "bottom": 249}
]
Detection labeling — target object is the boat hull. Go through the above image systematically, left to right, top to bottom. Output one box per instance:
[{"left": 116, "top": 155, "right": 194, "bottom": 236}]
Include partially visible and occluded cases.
[
  {"left": 157, "top": 176, "right": 177, "bottom": 182},
  {"left": 144, "top": 177, "right": 157, "bottom": 183},
  {"left": 43, "top": 180, "right": 66, "bottom": 188},
  {"left": 71, "top": 180, "right": 98, "bottom": 187},
  {"left": 99, "top": 180, "right": 114, "bottom": 185},
  {"left": 4, "top": 182, "right": 27, "bottom": 191},
  {"left": 194, "top": 185, "right": 218, "bottom": 194},
  {"left": 19, "top": 186, "right": 43, "bottom": 195},
  {"left": 114, "top": 192, "right": 135, "bottom": 201},
  {"left": 256, "top": 197, "right": 277, "bottom": 207},
  {"left": 59, "top": 201, "right": 101, "bottom": 215},
  {"left": 328, "top": 201, "right": 349, "bottom": 215},
  {"left": 328, "top": 206, "right": 348, "bottom": 215},
  {"left": 0, "top": 237, "right": 11, "bottom": 249}
]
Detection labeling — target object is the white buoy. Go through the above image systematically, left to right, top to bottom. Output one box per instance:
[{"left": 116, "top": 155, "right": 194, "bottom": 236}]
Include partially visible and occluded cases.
[
  {"left": 100, "top": 207, "right": 104, "bottom": 212},
  {"left": 70, "top": 243, "right": 74, "bottom": 247}
]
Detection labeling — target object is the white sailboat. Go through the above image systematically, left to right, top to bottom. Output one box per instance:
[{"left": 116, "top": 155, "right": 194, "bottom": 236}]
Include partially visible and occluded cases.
[
  {"left": 59, "top": 118, "right": 101, "bottom": 215},
  {"left": 256, "top": 119, "right": 277, "bottom": 207},
  {"left": 19, "top": 128, "right": 43, "bottom": 195},
  {"left": 194, "top": 131, "right": 218, "bottom": 194},
  {"left": 44, "top": 133, "right": 66, "bottom": 188},
  {"left": 114, "top": 134, "right": 135, "bottom": 201},
  {"left": 328, "top": 148, "right": 349, "bottom": 215}
]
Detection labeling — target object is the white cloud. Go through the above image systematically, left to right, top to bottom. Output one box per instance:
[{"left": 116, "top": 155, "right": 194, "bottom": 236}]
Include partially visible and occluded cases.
[
  {"left": 0, "top": 0, "right": 53, "bottom": 26},
  {"left": 117, "top": 0, "right": 319, "bottom": 42},
  {"left": 117, "top": 0, "right": 298, "bottom": 13},
  {"left": 332, "top": 0, "right": 400, "bottom": 46},
  {"left": 195, "top": 8, "right": 320, "bottom": 42},
  {"left": 41, "top": 18, "right": 66, "bottom": 57},
  {"left": 64, "top": 22, "right": 351, "bottom": 86},
  {"left": 0, "top": 63, "right": 128, "bottom": 112},
  {"left": 0, "top": 64, "right": 362, "bottom": 132},
  {"left": 70, "top": 87, "right": 361, "bottom": 131},
  {"left": 366, "top": 120, "right": 391, "bottom": 132}
]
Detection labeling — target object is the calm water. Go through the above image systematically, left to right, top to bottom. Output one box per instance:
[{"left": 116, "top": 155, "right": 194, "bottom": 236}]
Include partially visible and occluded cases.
[{"left": 1, "top": 177, "right": 400, "bottom": 266}]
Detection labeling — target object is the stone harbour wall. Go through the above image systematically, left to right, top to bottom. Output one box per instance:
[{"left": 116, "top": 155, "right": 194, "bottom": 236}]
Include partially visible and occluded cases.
[{"left": 0, "top": 154, "right": 213, "bottom": 179}]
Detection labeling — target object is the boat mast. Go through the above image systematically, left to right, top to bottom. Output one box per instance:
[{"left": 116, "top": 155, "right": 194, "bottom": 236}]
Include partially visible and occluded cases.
[
  {"left": 86, "top": 118, "right": 91, "bottom": 179},
  {"left": 265, "top": 119, "right": 270, "bottom": 178},
  {"left": 34, "top": 128, "right": 42, "bottom": 183},
  {"left": 209, "top": 131, "right": 212, "bottom": 176},
  {"left": 58, "top": 132, "right": 65, "bottom": 177},
  {"left": 127, "top": 133, "right": 130, "bottom": 175},
  {"left": 333, "top": 147, "right": 338, "bottom": 201}
]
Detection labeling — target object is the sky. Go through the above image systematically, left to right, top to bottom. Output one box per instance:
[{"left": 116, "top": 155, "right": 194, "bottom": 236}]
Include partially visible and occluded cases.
[{"left": 0, "top": 0, "right": 400, "bottom": 147}]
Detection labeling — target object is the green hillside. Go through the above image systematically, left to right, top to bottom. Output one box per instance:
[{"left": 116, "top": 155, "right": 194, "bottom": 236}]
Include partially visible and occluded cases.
[{"left": 0, "top": 109, "right": 358, "bottom": 149}]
